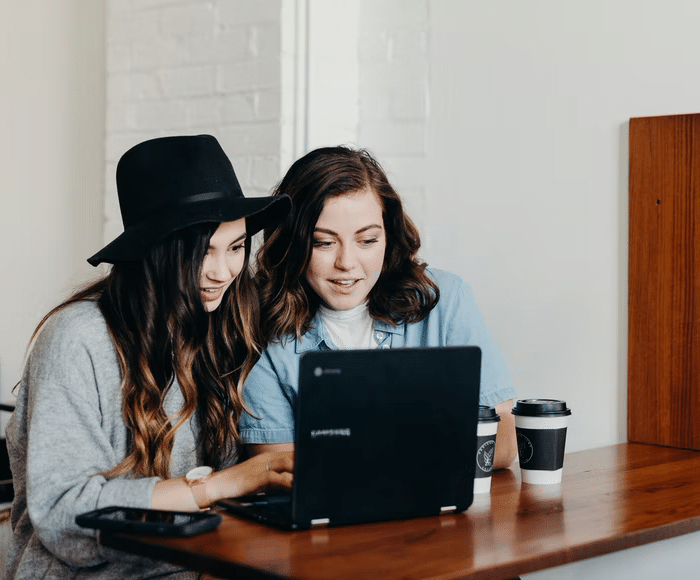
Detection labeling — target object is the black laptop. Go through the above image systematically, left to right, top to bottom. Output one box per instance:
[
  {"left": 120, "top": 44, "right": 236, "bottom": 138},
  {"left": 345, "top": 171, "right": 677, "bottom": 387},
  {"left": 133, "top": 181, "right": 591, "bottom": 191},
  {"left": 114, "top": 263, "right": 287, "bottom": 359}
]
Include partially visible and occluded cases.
[{"left": 218, "top": 346, "right": 481, "bottom": 530}]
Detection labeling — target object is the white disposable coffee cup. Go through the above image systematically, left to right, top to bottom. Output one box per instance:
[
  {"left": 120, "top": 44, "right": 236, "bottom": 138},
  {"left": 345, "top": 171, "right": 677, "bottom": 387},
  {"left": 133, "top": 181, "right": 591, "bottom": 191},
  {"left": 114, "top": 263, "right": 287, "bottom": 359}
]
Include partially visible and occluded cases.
[
  {"left": 512, "top": 399, "right": 571, "bottom": 485},
  {"left": 473, "top": 405, "right": 500, "bottom": 493}
]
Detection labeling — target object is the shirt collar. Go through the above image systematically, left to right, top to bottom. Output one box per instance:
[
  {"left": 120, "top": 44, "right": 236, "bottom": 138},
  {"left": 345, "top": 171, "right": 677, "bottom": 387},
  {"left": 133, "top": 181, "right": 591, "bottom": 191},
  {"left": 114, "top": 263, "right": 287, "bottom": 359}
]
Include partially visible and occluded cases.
[
  {"left": 294, "top": 311, "right": 404, "bottom": 353},
  {"left": 295, "top": 312, "right": 327, "bottom": 353},
  {"left": 374, "top": 318, "right": 404, "bottom": 335}
]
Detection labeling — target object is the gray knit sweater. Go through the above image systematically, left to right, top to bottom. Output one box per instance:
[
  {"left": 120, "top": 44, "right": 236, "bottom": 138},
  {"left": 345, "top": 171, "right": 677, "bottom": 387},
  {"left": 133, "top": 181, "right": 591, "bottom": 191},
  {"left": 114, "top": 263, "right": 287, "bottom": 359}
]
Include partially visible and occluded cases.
[{"left": 4, "top": 301, "right": 230, "bottom": 579}]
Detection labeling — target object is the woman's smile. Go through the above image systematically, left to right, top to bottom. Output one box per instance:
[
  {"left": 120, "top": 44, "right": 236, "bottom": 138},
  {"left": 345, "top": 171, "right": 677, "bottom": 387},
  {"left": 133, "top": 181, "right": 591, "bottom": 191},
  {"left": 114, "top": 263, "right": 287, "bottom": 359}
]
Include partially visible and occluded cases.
[{"left": 330, "top": 278, "right": 360, "bottom": 287}]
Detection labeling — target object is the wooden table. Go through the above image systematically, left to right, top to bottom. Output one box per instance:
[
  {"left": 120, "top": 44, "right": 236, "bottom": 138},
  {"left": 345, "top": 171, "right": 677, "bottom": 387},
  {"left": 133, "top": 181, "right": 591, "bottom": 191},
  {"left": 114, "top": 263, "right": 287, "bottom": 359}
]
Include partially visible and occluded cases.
[{"left": 101, "top": 443, "right": 700, "bottom": 579}]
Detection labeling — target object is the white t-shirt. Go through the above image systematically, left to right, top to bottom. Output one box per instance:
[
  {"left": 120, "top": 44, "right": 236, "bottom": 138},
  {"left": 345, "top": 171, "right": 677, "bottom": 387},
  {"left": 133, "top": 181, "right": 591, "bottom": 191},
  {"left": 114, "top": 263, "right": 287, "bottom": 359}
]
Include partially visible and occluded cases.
[{"left": 318, "top": 302, "right": 376, "bottom": 349}]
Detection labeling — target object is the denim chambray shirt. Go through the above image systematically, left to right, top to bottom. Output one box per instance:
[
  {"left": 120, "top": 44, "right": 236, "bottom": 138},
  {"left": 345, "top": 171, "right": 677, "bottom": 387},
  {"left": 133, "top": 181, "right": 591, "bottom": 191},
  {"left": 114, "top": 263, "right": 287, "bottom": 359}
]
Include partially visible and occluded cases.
[{"left": 240, "top": 268, "right": 516, "bottom": 444}]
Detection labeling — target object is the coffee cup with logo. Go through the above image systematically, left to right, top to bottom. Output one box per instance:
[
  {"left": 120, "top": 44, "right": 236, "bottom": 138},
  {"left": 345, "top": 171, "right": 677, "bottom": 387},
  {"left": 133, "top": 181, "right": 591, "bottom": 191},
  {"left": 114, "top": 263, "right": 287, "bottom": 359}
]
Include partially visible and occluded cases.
[
  {"left": 512, "top": 399, "right": 571, "bottom": 485},
  {"left": 474, "top": 405, "right": 500, "bottom": 493}
]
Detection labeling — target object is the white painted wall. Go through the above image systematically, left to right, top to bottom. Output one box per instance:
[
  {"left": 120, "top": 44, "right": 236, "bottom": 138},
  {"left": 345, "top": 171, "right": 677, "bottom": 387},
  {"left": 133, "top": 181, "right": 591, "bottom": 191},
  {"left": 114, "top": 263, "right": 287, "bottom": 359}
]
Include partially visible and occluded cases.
[
  {"left": 0, "top": 0, "right": 105, "bottom": 409},
  {"left": 303, "top": 0, "right": 431, "bottom": 244},
  {"left": 305, "top": 0, "right": 359, "bottom": 150},
  {"left": 358, "top": 0, "right": 430, "bottom": 235},
  {"left": 426, "top": 0, "right": 700, "bottom": 454},
  {"left": 424, "top": 1, "right": 700, "bottom": 577}
]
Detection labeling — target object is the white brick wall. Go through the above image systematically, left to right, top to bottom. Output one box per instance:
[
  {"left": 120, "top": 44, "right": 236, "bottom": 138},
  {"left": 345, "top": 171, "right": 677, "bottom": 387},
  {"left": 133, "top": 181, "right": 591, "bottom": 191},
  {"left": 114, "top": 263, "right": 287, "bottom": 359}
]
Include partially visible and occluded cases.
[
  {"left": 104, "top": 0, "right": 286, "bottom": 246},
  {"left": 104, "top": 0, "right": 430, "bottom": 244},
  {"left": 305, "top": 0, "right": 360, "bottom": 150},
  {"left": 358, "top": 0, "right": 429, "bottom": 238},
  {"left": 297, "top": 1, "right": 429, "bottom": 236}
]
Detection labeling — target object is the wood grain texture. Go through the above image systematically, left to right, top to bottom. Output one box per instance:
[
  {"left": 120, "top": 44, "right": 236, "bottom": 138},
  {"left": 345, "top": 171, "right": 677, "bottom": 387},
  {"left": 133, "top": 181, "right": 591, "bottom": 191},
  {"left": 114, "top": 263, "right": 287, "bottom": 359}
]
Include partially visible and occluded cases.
[
  {"left": 628, "top": 113, "right": 700, "bottom": 450},
  {"left": 101, "top": 444, "right": 700, "bottom": 580}
]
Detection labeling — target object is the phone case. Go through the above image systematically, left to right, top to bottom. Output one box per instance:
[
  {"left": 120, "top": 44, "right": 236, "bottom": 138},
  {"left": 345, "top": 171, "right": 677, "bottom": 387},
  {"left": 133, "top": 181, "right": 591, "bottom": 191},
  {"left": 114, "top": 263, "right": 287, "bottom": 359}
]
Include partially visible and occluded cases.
[{"left": 76, "top": 506, "right": 221, "bottom": 537}]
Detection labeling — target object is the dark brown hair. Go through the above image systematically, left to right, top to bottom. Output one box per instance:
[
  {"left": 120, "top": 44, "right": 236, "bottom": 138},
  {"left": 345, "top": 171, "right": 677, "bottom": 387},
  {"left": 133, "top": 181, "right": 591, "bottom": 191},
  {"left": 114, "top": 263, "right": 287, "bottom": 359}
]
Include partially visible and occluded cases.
[
  {"left": 257, "top": 146, "right": 439, "bottom": 343},
  {"left": 23, "top": 222, "right": 260, "bottom": 479}
]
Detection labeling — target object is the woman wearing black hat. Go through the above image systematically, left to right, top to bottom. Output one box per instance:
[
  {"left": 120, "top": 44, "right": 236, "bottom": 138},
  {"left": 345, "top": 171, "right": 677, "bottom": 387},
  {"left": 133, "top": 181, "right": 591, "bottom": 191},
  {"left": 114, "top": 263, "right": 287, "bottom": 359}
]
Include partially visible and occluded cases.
[{"left": 4, "top": 135, "right": 292, "bottom": 579}]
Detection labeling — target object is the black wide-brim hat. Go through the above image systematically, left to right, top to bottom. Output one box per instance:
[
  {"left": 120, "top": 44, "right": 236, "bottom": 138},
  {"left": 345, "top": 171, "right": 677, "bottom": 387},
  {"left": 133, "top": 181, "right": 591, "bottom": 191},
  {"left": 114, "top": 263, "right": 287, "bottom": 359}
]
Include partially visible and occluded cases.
[{"left": 88, "top": 134, "right": 291, "bottom": 266}]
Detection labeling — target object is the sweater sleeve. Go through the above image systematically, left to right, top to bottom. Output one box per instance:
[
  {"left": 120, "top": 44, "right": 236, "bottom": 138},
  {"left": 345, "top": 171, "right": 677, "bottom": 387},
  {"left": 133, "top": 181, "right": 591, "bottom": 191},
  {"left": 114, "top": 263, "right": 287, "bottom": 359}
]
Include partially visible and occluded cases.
[{"left": 10, "top": 306, "right": 160, "bottom": 568}]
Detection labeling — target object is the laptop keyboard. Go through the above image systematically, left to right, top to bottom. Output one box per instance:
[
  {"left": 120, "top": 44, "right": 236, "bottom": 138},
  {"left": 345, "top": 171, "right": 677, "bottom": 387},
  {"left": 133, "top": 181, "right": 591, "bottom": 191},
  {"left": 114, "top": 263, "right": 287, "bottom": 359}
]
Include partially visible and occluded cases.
[{"left": 248, "top": 495, "right": 292, "bottom": 517}]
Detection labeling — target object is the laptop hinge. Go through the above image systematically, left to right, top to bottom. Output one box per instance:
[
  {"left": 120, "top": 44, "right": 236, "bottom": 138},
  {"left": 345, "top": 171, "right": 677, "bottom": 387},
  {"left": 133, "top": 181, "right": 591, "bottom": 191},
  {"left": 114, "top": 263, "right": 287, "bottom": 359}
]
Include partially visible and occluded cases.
[
  {"left": 440, "top": 505, "right": 457, "bottom": 514},
  {"left": 310, "top": 518, "right": 330, "bottom": 528}
]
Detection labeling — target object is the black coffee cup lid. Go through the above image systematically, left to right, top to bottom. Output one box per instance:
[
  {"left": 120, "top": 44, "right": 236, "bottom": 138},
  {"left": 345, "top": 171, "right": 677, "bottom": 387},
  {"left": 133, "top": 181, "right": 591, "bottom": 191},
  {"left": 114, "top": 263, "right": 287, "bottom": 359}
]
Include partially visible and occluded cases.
[
  {"left": 511, "top": 399, "right": 571, "bottom": 417},
  {"left": 478, "top": 405, "right": 501, "bottom": 422}
]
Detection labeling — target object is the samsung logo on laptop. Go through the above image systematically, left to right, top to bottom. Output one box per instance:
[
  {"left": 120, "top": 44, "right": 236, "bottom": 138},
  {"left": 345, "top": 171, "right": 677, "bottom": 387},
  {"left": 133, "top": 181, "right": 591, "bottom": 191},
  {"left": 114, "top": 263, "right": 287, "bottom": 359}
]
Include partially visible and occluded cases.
[
  {"left": 314, "top": 366, "right": 342, "bottom": 377},
  {"left": 310, "top": 428, "right": 351, "bottom": 438}
]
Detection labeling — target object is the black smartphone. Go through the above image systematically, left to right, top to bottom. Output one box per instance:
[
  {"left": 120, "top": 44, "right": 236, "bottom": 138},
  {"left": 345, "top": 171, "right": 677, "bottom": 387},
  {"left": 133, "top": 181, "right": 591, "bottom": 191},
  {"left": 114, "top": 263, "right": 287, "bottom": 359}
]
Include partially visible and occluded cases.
[{"left": 76, "top": 506, "right": 221, "bottom": 537}]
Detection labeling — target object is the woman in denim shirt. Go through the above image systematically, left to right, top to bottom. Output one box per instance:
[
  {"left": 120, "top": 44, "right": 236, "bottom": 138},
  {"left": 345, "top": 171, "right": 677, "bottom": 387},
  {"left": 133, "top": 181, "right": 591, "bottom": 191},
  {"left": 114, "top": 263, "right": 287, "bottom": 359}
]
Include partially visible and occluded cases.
[{"left": 240, "top": 146, "right": 517, "bottom": 469}]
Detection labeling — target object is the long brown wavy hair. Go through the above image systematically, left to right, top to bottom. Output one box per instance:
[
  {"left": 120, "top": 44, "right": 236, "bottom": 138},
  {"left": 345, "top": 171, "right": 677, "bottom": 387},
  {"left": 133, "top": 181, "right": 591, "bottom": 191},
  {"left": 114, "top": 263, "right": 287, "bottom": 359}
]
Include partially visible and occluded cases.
[
  {"left": 257, "top": 146, "right": 439, "bottom": 343},
  {"left": 24, "top": 222, "right": 260, "bottom": 479}
]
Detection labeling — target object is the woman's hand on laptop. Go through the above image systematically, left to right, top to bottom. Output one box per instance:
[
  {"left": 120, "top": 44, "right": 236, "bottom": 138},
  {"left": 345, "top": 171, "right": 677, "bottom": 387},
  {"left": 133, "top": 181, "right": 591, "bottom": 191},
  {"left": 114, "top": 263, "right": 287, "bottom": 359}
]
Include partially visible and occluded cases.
[
  {"left": 152, "top": 450, "right": 294, "bottom": 511},
  {"left": 211, "top": 451, "right": 294, "bottom": 500}
]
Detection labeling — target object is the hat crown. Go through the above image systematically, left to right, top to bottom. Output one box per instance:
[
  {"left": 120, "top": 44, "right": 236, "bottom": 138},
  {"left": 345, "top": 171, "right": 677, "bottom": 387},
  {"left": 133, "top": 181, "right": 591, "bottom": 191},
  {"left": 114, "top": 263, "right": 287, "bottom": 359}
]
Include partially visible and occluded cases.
[
  {"left": 88, "top": 133, "right": 291, "bottom": 266},
  {"left": 116, "top": 135, "right": 243, "bottom": 228}
]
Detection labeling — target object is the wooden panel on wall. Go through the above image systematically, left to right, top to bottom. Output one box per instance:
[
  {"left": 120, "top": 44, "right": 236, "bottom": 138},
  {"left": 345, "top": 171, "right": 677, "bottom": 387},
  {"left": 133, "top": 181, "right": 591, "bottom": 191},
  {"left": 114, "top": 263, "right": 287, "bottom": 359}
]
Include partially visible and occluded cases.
[{"left": 628, "top": 113, "right": 700, "bottom": 450}]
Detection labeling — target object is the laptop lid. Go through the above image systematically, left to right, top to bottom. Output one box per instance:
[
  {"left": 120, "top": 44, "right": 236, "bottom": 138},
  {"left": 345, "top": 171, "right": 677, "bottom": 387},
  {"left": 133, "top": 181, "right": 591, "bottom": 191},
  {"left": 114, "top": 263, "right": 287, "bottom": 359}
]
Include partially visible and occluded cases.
[{"left": 291, "top": 345, "right": 481, "bottom": 527}]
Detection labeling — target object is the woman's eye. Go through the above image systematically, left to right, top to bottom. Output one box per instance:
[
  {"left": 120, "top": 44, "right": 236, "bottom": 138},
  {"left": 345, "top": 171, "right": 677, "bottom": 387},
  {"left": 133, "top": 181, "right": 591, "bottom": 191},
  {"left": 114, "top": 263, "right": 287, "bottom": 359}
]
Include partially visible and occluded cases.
[
  {"left": 360, "top": 238, "right": 379, "bottom": 247},
  {"left": 313, "top": 240, "right": 333, "bottom": 248},
  {"left": 229, "top": 244, "right": 245, "bottom": 253}
]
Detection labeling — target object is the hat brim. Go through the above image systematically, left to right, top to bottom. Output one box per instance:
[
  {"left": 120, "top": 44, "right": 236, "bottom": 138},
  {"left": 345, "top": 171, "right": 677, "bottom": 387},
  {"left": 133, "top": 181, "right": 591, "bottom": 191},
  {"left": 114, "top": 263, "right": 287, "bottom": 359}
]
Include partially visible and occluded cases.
[{"left": 88, "top": 194, "right": 291, "bottom": 266}]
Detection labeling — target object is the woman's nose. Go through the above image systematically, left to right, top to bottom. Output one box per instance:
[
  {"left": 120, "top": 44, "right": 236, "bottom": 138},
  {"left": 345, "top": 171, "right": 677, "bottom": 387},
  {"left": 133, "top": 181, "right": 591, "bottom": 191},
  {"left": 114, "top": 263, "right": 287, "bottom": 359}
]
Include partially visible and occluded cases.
[
  {"left": 334, "top": 245, "right": 357, "bottom": 270},
  {"left": 204, "top": 253, "right": 231, "bottom": 281}
]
